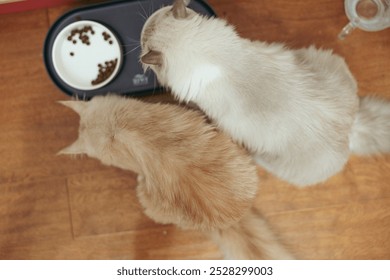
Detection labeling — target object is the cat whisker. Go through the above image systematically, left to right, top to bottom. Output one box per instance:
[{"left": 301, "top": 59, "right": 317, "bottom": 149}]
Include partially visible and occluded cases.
[
  {"left": 149, "top": 0, "right": 154, "bottom": 17},
  {"left": 137, "top": 1, "right": 149, "bottom": 20},
  {"left": 138, "top": 11, "right": 147, "bottom": 21},
  {"left": 125, "top": 36, "right": 141, "bottom": 44},
  {"left": 123, "top": 37, "right": 141, "bottom": 49},
  {"left": 121, "top": 42, "right": 141, "bottom": 47},
  {"left": 123, "top": 45, "right": 141, "bottom": 56},
  {"left": 140, "top": 67, "right": 158, "bottom": 95},
  {"left": 152, "top": 71, "right": 158, "bottom": 96},
  {"left": 154, "top": 77, "right": 157, "bottom": 95},
  {"left": 72, "top": 92, "right": 87, "bottom": 101}
]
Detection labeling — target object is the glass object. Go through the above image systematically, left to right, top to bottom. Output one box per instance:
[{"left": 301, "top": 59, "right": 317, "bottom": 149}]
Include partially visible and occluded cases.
[{"left": 339, "top": 0, "right": 390, "bottom": 39}]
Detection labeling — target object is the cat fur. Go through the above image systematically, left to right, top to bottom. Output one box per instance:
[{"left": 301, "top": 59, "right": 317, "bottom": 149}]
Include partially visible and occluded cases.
[
  {"left": 140, "top": 0, "right": 390, "bottom": 187},
  {"left": 58, "top": 94, "right": 294, "bottom": 260}
]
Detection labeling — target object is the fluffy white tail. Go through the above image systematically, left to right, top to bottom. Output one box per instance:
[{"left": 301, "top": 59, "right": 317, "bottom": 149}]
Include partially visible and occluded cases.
[
  {"left": 349, "top": 96, "right": 390, "bottom": 155},
  {"left": 210, "top": 208, "right": 295, "bottom": 260}
]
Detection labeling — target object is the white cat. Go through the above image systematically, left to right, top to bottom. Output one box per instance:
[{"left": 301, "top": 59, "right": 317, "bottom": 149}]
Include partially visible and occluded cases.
[{"left": 140, "top": 0, "right": 390, "bottom": 187}]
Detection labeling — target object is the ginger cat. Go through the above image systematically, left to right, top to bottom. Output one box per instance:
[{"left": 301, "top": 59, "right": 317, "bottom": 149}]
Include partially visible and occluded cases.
[{"left": 59, "top": 94, "right": 294, "bottom": 259}]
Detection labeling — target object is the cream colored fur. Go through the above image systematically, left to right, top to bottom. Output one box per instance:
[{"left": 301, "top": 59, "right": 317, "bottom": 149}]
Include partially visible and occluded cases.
[
  {"left": 140, "top": 0, "right": 390, "bottom": 187},
  {"left": 58, "top": 94, "right": 294, "bottom": 259}
]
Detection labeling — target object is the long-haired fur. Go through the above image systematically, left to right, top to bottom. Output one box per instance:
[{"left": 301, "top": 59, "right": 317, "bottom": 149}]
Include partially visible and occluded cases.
[
  {"left": 140, "top": 0, "right": 390, "bottom": 187},
  {"left": 59, "top": 94, "right": 294, "bottom": 259}
]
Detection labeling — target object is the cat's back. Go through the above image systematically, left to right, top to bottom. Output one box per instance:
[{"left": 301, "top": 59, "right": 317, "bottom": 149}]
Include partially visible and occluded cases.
[
  {"left": 292, "top": 46, "right": 357, "bottom": 95},
  {"left": 99, "top": 95, "right": 255, "bottom": 179},
  {"left": 110, "top": 97, "right": 258, "bottom": 231},
  {"left": 120, "top": 98, "right": 252, "bottom": 166}
]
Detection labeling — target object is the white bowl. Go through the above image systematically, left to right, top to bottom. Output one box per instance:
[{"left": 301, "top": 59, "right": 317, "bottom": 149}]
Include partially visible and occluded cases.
[{"left": 52, "top": 20, "right": 122, "bottom": 90}]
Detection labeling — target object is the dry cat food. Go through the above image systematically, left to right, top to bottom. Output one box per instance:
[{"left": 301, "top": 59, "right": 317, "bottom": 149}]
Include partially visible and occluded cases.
[
  {"left": 51, "top": 20, "right": 122, "bottom": 90},
  {"left": 65, "top": 24, "right": 119, "bottom": 85},
  {"left": 67, "top": 25, "right": 95, "bottom": 45},
  {"left": 102, "top": 31, "right": 113, "bottom": 44},
  {"left": 91, "top": 58, "right": 118, "bottom": 85}
]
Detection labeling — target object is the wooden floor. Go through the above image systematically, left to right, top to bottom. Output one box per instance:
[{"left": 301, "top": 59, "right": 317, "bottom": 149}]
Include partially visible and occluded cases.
[{"left": 0, "top": 0, "right": 389, "bottom": 260}]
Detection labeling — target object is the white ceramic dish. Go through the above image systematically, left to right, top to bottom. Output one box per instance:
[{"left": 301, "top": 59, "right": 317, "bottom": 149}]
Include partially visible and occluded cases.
[{"left": 52, "top": 20, "right": 122, "bottom": 90}]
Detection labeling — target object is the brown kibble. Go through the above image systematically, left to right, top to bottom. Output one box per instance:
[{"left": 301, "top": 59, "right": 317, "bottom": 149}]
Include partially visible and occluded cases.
[
  {"left": 68, "top": 25, "right": 94, "bottom": 46},
  {"left": 102, "top": 31, "right": 111, "bottom": 41},
  {"left": 109, "top": 40, "right": 113, "bottom": 45},
  {"left": 70, "top": 52, "right": 74, "bottom": 56},
  {"left": 91, "top": 58, "right": 118, "bottom": 85}
]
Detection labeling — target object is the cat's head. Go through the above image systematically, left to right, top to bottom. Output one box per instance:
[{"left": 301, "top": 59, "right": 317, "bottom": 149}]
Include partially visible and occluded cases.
[
  {"left": 140, "top": 0, "right": 194, "bottom": 78},
  {"left": 140, "top": 0, "right": 223, "bottom": 102},
  {"left": 140, "top": 0, "right": 227, "bottom": 102},
  {"left": 58, "top": 96, "right": 121, "bottom": 164}
]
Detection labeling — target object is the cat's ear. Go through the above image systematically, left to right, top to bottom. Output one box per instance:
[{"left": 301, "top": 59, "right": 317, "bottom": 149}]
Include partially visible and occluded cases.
[
  {"left": 172, "top": 0, "right": 189, "bottom": 19},
  {"left": 140, "top": 50, "right": 163, "bottom": 66},
  {"left": 58, "top": 100, "right": 87, "bottom": 115},
  {"left": 57, "top": 138, "right": 86, "bottom": 156}
]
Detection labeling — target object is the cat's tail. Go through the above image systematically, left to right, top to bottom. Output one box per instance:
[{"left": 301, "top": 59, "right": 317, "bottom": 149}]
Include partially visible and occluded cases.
[
  {"left": 349, "top": 96, "right": 390, "bottom": 155},
  {"left": 210, "top": 208, "right": 295, "bottom": 260}
]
